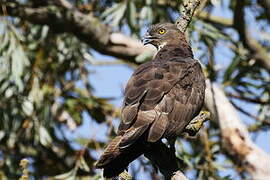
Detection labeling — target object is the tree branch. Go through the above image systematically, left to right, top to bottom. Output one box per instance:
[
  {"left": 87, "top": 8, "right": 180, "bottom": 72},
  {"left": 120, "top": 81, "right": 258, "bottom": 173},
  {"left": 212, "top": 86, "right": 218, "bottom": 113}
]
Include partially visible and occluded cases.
[
  {"left": 1, "top": 0, "right": 153, "bottom": 64},
  {"left": 2, "top": 0, "right": 270, "bottom": 71},
  {"left": 176, "top": 0, "right": 201, "bottom": 33},
  {"left": 197, "top": 11, "right": 233, "bottom": 26},
  {"left": 205, "top": 80, "right": 270, "bottom": 179},
  {"left": 227, "top": 92, "right": 269, "bottom": 105}
]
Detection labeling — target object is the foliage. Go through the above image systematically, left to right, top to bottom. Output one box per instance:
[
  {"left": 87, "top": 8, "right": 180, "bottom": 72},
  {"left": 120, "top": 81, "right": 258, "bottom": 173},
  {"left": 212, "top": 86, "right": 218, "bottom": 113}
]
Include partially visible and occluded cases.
[{"left": 0, "top": 0, "right": 270, "bottom": 179}]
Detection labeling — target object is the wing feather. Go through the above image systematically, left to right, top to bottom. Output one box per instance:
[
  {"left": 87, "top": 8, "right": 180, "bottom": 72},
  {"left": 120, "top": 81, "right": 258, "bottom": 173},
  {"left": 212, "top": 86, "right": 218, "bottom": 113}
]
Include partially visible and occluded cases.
[
  {"left": 118, "top": 56, "right": 205, "bottom": 147},
  {"left": 119, "top": 110, "right": 157, "bottom": 148},
  {"left": 147, "top": 113, "right": 168, "bottom": 142}
]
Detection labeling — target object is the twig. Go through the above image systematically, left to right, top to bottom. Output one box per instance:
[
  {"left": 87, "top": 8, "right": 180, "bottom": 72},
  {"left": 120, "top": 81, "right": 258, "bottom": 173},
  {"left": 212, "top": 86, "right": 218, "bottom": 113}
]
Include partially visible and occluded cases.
[
  {"left": 3, "top": 0, "right": 270, "bottom": 72},
  {"left": 196, "top": 9, "right": 270, "bottom": 71},
  {"left": 227, "top": 93, "right": 269, "bottom": 105},
  {"left": 229, "top": 100, "right": 270, "bottom": 131},
  {"left": 230, "top": 100, "right": 260, "bottom": 121},
  {"left": 19, "top": 158, "right": 29, "bottom": 180}
]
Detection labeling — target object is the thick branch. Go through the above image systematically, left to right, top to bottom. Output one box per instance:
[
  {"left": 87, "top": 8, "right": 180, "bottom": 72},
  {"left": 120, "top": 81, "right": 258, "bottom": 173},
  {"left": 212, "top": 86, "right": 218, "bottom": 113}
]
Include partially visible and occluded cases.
[
  {"left": 1, "top": 0, "right": 153, "bottom": 64},
  {"left": 2, "top": 0, "right": 270, "bottom": 71},
  {"left": 176, "top": 0, "right": 201, "bottom": 33},
  {"left": 205, "top": 80, "right": 270, "bottom": 179}
]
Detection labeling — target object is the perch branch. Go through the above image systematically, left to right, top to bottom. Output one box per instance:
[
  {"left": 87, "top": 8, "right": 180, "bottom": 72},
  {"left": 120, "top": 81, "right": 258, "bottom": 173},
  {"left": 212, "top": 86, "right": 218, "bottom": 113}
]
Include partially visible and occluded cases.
[{"left": 175, "top": 0, "right": 201, "bottom": 33}]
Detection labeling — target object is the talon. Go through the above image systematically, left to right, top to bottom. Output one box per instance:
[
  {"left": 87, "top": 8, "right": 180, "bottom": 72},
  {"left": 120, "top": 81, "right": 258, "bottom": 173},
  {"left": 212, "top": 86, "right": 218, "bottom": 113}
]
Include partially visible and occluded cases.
[{"left": 183, "top": 111, "right": 210, "bottom": 136}]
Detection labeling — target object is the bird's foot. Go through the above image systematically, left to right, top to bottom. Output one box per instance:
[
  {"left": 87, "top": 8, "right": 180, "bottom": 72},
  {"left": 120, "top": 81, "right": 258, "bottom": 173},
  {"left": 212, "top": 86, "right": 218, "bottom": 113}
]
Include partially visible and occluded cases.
[
  {"left": 184, "top": 111, "right": 210, "bottom": 136},
  {"left": 119, "top": 170, "right": 132, "bottom": 180}
]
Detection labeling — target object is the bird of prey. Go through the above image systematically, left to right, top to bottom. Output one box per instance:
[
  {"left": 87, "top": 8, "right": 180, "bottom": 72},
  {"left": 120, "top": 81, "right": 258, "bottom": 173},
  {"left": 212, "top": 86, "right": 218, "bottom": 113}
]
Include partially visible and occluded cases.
[{"left": 95, "top": 23, "right": 206, "bottom": 178}]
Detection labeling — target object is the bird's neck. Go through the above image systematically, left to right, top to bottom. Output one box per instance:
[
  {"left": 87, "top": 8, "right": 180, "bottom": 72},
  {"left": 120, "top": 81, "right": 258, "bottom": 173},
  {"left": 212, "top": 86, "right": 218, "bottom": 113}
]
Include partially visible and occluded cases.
[{"left": 156, "top": 42, "right": 193, "bottom": 60}]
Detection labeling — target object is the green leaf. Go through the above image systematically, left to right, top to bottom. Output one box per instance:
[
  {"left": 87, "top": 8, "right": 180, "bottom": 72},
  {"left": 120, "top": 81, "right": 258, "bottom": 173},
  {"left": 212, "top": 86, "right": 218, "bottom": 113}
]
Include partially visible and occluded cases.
[
  {"left": 127, "top": 1, "right": 137, "bottom": 28},
  {"left": 102, "top": 2, "right": 127, "bottom": 27},
  {"left": 101, "top": 3, "right": 121, "bottom": 19},
  {"left": 139, "top": 6, "right": 153, "bottom": 23},
  {"left": 0, "top": 23, "right": 30, "bottom": 93},
  {"left": 0, "top": 29, "right": 9, "bottom": 51},
  {"left": 135, "top": 51, "right": 154, "bottom": 63},
  {"left": 223, "top": 56, "right": 241, "bottom": 83},
  {"left": 22, "top": 100, "right": 34, "bottom": 116},
  {"left": 39, "top": 126, "right": 52, "bottom": 147},
  {"left": 0, "top": 131, "right": 5, "bottom": 141},
  {"left": 78, "top": 156, "right": 90, "bottom": 172},
  {"left": 54, "top": 168, "right": 77, "bottom": 180},
  {"left": 90, "top": 174, "right": 103, "bottom": 180}
]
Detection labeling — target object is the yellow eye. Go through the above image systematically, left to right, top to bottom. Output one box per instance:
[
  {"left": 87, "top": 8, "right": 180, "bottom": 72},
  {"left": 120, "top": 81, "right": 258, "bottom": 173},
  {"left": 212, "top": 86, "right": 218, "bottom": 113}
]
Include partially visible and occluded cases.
[{"left": 158, "top": 29, "right": 166, "bottom": 34}]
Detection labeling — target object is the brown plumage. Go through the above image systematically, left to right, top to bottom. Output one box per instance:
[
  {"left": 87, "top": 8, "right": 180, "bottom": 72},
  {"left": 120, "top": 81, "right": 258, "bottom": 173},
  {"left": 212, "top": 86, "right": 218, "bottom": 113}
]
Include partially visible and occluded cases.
[{"left": 95, "top": 23, "right": 206, "bottom": 178}]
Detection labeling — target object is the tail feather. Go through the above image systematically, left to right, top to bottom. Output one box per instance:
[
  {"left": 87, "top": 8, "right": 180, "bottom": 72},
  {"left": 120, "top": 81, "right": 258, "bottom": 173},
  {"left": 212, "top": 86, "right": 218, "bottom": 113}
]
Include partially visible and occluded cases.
[
  {"left": 95, "top": 135, "right": 146, "bottom": 178},
  {"left": 95, "top": 136, "right": 122, "bottom": 167}
]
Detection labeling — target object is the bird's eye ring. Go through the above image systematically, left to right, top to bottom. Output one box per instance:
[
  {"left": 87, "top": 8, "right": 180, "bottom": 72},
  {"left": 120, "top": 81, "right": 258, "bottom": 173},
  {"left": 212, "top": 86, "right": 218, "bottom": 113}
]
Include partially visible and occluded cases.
[{"left": 158, "top": 29, "right": 166, "bottom": 34}]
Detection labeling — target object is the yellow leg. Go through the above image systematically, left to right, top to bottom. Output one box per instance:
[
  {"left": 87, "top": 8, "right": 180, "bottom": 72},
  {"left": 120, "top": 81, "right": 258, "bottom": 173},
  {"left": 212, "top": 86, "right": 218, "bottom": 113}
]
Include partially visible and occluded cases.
[{"left": 184, "top": 111, "right": 210, "bottom": 136}]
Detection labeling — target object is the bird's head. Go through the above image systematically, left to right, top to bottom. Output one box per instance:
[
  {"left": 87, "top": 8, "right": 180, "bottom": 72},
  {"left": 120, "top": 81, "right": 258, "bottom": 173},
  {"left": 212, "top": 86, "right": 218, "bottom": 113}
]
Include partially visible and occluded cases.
[{"left": 142, "top": 23, "right": 184, "bottom": 50}]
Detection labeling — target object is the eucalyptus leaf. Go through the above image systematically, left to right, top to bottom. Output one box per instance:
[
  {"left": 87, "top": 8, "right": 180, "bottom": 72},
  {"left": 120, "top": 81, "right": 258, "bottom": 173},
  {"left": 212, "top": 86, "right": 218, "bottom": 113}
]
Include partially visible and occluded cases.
[
  {"left": 128, "top": 1, "right": 137, "bottom": 28},
  {"left": 103, "top": 2, "right": 127, "bottom": 27},
  {"left": 135, "top": 51, "right": 154, "bottom": 63},
  {"left": 223, "top": 56, "right": 241, "bottom": 83},
  {"left": 4, "top": 87, "right": 14, "bottom": 98},
  {"left": 22, "top": 100, "right": 34, "bottom": 116},
  {"left": 39, "top": 126, "right": 52, "bottom": 147},
  {"left": 0, "top": 131, "right": 5, "bottom": 141},
  {"left": 79, "top": 156, "right": 90, "bottom": 172},
  {"left": 54, "top": 168, "right": 77, "bottom": 180}
]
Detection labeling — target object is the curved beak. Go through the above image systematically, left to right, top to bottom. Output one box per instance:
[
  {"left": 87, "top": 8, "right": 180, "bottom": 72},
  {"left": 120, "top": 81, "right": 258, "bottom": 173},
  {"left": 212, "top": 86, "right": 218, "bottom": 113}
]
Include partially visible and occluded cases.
[{"left": 142, "top": 33, "right": 158, "bottom": 45}]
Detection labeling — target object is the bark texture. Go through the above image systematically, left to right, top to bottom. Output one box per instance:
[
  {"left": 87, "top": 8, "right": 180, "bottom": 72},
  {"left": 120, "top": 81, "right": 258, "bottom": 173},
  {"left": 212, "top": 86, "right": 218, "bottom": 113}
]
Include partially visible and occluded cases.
[{"left": 205, "top": 81, "right": 270, "bottom": 179}]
